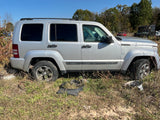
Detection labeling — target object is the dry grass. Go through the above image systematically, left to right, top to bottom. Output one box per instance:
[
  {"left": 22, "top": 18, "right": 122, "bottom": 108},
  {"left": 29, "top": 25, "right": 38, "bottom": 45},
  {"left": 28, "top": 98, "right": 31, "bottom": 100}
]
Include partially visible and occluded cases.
[
  {"left": 0, "top": 37, "right": 12, "bottom": 66},
  {"left": 0, "top": 70, "right": 160, "bottom": 120},
  {"left": 119, "top": 71, "right": 160, "bottom": 120},
  {"left": 0, "top": 74, "right": 135, "bottom": 120}
]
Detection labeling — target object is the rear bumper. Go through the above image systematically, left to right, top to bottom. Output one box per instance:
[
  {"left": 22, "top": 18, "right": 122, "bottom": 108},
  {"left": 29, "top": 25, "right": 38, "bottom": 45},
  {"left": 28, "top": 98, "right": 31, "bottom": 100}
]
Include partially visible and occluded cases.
[{"left": 10, "top": 57, "right": 25, "bottom": 71}]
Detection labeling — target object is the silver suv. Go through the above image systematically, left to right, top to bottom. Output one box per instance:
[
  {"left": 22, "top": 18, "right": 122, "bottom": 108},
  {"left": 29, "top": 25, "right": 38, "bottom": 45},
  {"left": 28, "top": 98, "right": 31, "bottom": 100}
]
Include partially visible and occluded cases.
[{"left": 11, "top": 18, "right": 160, "bottom": 81}]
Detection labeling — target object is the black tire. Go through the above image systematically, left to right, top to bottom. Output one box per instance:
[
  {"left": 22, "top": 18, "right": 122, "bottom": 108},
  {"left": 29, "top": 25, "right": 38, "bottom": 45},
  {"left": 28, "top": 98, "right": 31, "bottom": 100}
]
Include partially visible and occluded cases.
[
  {"left": 131, "top": 59, "right": 150, "bottom": 80},
  {"left": 32, "top": 61, "right": 58, "bottom": 81}
]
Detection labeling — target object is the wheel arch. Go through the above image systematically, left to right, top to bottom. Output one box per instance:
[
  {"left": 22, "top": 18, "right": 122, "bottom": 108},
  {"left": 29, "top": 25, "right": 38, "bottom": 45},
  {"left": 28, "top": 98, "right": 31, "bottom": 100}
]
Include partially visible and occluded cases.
[
  {"left": 23, "top": 50, "right": 66, "bottom": 73},
  {"left": 121, "top": 55, "right": 158, "bottom": 73},
  {"left": 127, "top": 56, "right": 157, "bottom": 71},
  {"left": 30, "top": 57, "right": 61, "bottom": 73}
]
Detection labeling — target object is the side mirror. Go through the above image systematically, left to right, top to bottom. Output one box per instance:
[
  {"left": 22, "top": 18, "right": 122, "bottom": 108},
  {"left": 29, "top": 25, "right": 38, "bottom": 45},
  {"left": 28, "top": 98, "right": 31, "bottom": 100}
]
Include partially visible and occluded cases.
[
  {"left": 101, "top": 36, "right": 114, "bottom": 44},
  {"left": 107, "top": 36, "right": 114, "bottom": 43},
  {"left": 115, "top": 36, "right": 122, "bottom": 41}
]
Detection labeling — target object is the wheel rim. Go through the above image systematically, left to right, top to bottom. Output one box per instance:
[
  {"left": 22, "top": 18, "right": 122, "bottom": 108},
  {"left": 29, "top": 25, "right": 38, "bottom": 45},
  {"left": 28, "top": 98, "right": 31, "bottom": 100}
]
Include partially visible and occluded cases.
[
  {"left": 139, "top": 63, "right": 150, "bottom": 79},
  {"left": 36, "top": 66, "right": 53, "bottom": 81}
]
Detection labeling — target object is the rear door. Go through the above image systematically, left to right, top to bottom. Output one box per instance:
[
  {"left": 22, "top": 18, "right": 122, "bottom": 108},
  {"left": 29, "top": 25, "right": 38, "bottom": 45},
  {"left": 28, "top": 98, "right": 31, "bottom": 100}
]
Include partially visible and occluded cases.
[{"left": 48, "top": 23, "right": 82, "bottom": 70}]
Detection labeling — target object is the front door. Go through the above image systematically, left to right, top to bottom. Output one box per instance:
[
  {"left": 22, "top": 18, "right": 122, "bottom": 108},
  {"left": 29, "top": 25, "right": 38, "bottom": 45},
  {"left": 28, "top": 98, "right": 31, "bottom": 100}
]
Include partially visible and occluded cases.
[{"left": 81, "top": 25, "right": 122, "bottom": 70}]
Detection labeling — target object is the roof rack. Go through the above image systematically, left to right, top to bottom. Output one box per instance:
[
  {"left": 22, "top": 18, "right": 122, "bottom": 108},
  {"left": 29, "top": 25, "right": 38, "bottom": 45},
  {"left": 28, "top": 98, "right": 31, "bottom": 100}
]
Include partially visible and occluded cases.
[{"left": 20, "top": 18, "right": 73, "bottom": 21}]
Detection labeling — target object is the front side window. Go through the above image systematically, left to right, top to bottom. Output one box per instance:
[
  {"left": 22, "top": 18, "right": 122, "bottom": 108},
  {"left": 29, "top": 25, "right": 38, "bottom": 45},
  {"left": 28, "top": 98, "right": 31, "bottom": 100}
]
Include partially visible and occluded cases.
[
  {"left": 21, "top": 24, "right": 43, "bottom": 41},
  {"left": 50, "top": 24, "right": 77, "bottom": 42},
  {"left": 83, "top": 25, "right": 108, "bottom": 42}
]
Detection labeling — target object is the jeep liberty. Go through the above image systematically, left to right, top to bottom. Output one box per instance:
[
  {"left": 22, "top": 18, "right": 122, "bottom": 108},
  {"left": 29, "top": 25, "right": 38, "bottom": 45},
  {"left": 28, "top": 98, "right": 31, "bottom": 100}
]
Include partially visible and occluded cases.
[{"left": 11, "top": 18, "right": 160, "bottom": 81}]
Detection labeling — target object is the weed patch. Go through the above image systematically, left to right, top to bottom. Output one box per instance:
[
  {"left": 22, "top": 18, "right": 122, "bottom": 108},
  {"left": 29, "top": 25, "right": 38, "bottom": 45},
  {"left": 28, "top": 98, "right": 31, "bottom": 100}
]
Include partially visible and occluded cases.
[
  {"left": 0, "top": 37, "right": 12, "bottom": 66},
  {"left": 119, "top": 71, "right": 160, "bottom": 120}
]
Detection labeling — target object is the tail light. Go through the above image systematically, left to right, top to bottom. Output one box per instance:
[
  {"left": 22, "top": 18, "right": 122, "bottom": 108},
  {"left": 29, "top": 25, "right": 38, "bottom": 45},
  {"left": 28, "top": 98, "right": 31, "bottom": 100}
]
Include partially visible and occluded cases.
[{"left": 12, "top": 44, "right": 19, "bottom": 58}]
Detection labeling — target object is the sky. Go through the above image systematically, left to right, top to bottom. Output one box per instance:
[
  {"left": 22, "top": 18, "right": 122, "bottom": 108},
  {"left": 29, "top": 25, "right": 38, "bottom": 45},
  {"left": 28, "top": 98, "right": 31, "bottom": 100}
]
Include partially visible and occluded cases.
[{"left": 0, "top": 0, "right": 160, "bottom": 24}]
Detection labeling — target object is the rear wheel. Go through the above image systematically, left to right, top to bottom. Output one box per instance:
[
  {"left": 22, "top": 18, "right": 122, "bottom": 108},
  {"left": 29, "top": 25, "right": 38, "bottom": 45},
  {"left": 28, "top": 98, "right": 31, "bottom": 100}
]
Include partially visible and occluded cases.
[
  {"left": 131, "top": 59, "right": 150, "bottom": 80},
  {"left": 32, "top": 61, "right": 58, "bottom": 81}
]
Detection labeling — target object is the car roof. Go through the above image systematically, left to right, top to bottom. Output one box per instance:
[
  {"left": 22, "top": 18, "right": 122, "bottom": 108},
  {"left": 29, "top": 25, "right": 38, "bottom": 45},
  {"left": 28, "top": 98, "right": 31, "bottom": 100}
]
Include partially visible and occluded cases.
[{"left": 19, "top": 18, "right": 99, "bottom": 24}]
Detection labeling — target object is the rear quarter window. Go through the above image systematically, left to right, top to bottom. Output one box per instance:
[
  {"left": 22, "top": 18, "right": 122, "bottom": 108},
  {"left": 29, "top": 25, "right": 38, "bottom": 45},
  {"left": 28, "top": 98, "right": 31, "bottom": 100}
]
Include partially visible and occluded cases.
[{"left": 21, "top": 24, "right": 43, "bottom": 41}]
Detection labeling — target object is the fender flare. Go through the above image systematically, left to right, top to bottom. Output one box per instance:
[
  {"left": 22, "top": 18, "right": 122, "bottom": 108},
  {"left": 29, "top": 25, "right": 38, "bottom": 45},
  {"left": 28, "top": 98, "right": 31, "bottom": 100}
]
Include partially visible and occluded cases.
[
  {"left": 121, "top": 48, "right": 160, "bottom": 71},
  {"left": 23, "top": 50, "right": 66, "bottom": 72}
]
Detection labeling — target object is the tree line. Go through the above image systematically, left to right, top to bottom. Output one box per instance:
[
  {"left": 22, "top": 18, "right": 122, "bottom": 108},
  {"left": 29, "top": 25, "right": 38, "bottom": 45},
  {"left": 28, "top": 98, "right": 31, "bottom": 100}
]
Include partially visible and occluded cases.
[{"left": 72, "top": 0, "right": 160, "bottom": 33}]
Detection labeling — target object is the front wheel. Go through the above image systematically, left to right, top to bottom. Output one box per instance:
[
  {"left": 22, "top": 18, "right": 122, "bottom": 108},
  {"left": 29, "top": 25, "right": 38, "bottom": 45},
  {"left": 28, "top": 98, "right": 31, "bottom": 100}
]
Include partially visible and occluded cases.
[
  {"left": 131, "top": 59, "right": 150, "bottom": 80},
  {"left": 32, "top": 61, "right": 58, "bottom": 81}
]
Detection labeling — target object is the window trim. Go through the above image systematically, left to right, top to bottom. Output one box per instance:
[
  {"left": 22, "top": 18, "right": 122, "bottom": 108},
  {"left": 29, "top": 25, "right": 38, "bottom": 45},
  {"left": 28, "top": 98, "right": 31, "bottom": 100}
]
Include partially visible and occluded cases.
[{"left": 49, "top": 23, "right": 78, "bottom": 42}]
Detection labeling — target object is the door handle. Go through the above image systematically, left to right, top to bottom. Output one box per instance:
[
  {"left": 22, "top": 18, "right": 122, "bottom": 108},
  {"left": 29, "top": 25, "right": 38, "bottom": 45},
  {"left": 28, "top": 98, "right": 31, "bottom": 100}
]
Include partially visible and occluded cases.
[
  {"left": 47, "top": 44, "right": 57, "bottom": 48},
  {"left": 81, "top": 45, "right": 91, "bottom": 48}
]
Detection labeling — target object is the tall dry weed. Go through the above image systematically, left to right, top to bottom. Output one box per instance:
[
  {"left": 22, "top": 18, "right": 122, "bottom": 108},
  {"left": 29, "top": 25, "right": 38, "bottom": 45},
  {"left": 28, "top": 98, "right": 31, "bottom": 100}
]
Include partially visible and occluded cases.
[{"left": 0, "top": 37, "right": 12, "bottom": 66}]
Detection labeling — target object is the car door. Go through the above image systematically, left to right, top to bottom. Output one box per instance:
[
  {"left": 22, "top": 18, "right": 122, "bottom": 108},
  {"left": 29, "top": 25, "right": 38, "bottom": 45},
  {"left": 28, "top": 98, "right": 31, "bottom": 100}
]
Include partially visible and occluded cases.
[
  {"left": 48, "top": 23, "right": 82, "bottom": 70},
  {"left": 81, "top": 24, "right": 122, "bottom": 70}
]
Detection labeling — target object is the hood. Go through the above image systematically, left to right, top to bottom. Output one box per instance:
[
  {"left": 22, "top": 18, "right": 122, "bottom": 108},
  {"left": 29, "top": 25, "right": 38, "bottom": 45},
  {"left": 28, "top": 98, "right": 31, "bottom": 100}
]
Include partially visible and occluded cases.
[{"left": 118, "top": 36, "right": 157, "bottom": 47}]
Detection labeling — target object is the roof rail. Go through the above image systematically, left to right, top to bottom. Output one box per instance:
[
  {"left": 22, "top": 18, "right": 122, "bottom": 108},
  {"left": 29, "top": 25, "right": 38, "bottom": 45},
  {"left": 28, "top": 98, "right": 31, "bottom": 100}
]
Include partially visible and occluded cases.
[{"left": 20, "top": 18, "right": 73, "bottom": 21}]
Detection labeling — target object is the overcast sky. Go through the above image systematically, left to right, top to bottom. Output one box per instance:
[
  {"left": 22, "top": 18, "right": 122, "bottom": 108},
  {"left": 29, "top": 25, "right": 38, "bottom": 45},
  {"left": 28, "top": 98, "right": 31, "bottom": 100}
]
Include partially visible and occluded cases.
[{"left": 0, "top": 0, "right": 159, "bottom": 23}]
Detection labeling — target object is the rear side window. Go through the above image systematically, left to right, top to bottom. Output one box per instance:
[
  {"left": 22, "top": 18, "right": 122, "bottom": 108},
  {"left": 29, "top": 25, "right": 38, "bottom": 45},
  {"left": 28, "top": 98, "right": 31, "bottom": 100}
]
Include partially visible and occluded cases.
[
  {"left": 21, "top": 24, "right": 43, "bottom": 41},
  {"left": 50, "top": 24, "right": 77, "bottom": 42}
]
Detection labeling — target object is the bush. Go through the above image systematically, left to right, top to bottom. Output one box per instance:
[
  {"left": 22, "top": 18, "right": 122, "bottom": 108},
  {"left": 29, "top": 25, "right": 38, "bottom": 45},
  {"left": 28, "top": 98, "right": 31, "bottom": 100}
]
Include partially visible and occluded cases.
[
  {"left": 0, "top": 28, "right": 5, "bottom": 37},
  {"left": 0, "top": 37, "right": 12, "bottom": 66}
]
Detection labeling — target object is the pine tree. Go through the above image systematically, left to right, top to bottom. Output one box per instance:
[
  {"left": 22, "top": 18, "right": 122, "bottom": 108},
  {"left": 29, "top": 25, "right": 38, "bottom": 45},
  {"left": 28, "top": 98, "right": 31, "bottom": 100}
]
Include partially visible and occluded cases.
[
  {"left": 130, "top": 0, "right": 153, "bottom": 30},
  {"left": 138, "top": 0, "right": 152, "bottom": 25},
  {"left": 156, "top": 13, "right": 160, "bottom": 30}
]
